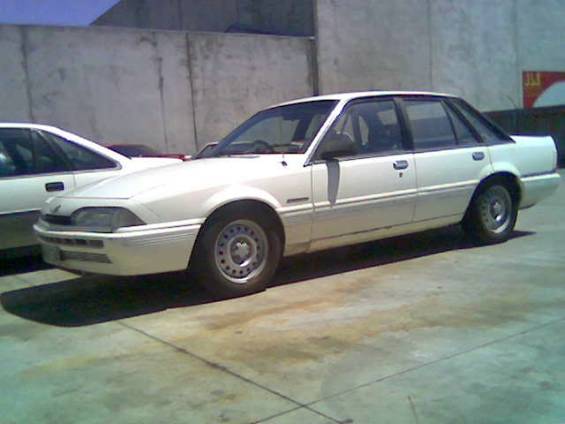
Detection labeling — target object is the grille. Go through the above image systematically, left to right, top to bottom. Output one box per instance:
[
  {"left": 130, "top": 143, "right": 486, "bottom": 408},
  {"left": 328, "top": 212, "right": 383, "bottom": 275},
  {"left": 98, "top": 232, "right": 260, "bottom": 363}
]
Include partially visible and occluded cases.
[
  {"left": 42, "top": 214, "right": 72, "bottom": 225},
  {"left": 39, "top": 236, "right": 103, "bottom": 249},
  {"left": 61, "top": 251, "right": 111, "bottom": 263}
]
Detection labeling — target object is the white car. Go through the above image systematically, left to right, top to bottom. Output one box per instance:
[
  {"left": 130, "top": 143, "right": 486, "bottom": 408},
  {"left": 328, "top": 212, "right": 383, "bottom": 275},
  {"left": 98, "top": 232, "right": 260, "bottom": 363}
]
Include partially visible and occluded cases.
[
  {"left": 35, "top": 92, "right": 560, "bottom": 298},
  {"left": 0, "top": 124, "right": 180, "bottom": 253}
]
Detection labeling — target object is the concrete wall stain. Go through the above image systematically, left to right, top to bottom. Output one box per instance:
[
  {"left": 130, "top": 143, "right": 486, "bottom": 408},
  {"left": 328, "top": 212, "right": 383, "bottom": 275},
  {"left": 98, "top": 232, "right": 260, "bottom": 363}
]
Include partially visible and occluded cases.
[
  {"left": 19, "top": 27, "right": 35, "bottom": 122},
  {"left": 152, "top": 33, "right": 170, "bottom": 152},
  {"left": 185, "top": 34, "right": 200, "bottom": 150}
]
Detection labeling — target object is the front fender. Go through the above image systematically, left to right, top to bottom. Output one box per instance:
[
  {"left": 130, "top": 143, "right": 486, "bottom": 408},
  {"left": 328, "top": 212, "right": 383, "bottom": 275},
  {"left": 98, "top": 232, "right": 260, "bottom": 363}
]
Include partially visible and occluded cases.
[{"left": 201, "top": 185, "right": 282, "bottom": 217}]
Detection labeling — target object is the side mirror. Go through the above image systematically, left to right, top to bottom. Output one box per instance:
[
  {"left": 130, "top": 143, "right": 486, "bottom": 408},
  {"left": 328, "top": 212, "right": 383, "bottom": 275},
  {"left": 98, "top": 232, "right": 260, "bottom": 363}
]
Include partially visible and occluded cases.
[{"left": 318, "top": 134, "right": 357, "bottom": 161}]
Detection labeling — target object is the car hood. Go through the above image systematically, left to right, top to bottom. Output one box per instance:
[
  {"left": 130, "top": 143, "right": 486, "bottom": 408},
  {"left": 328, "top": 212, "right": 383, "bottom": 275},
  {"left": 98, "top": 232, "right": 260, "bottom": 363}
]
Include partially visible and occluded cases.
[
  {"left": 63, "top": 155, "right": 293, "bottom": 199},
  {"left": 128, "top": 157, "right": 182, "bottom": 169}
]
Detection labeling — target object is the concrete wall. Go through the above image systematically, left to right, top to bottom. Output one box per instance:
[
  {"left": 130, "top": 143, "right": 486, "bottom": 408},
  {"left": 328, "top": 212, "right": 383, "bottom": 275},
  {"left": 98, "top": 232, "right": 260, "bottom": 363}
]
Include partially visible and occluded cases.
[
  {"left": 94, "top": 0, "right": 314, "bottom": 36},
  {"left": 315, "top": 0, "right": 565, "bottom": 111},
  {"left": 315, "top": 0, "right": 433, "bottom": 94},
  {"left": 428, "top": 0, "right": 518, "bottom": 110},
  {"left": 516, "top": 0, "right": 565, "bottom": 71},
  {"left": 0, "top": 25, "right": 314, "bottom": 153},
  {"left": 188, "top": 32, "right": 316, "bottom": 145}
]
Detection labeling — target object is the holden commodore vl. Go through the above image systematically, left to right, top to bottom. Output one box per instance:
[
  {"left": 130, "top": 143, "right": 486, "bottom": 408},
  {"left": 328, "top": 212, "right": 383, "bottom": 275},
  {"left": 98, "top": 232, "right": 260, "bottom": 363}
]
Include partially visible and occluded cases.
[{"left": 34, "top": 92, "right": 560, "bottom": 298}]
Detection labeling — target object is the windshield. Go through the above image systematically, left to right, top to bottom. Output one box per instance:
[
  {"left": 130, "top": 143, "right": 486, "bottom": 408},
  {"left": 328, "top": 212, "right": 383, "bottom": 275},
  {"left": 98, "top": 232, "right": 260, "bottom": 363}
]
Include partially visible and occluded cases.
[{"left": 207, "top": 100, "right": 337, "bottom": 157}]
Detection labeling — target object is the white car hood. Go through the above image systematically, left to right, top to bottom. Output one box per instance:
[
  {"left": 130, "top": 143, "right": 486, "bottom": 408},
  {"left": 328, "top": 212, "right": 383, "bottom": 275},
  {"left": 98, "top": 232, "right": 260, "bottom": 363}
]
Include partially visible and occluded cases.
[
  {"left": 64, "top": 155, "right": 291, "bottom": 199},
  {"left": 127, "top": 157, "right": 182, "bottom": 169}
]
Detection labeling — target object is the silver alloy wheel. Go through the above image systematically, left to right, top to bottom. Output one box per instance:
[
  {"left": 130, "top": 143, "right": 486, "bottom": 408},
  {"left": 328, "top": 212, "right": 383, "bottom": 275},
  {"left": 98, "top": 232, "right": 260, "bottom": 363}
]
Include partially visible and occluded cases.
[
  {"left": 478, "top": 186, "right": 512, "bottom": 234},
  {"left": 214, "top": 219, "right": 269, "bottom": 284}
]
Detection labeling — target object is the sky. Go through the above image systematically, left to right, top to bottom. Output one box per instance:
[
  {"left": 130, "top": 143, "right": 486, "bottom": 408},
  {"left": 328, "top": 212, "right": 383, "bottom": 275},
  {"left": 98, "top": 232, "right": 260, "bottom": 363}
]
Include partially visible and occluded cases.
[{"left": 0, "top": 0, "right": 119, "bottom": 26}]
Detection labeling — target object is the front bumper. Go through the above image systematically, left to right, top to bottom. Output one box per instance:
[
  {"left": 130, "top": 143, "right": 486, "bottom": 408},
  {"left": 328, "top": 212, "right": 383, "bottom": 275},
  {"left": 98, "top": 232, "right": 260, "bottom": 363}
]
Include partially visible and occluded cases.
[{"left": 34, "top": 223, "right": 201, "bottom": 276}]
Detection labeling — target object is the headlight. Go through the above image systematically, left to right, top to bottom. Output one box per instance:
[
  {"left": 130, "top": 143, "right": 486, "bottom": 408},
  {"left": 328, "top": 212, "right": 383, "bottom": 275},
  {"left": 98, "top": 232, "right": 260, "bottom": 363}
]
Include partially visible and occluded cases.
[{"left": 71, "top": 208, "right": 145, "bottom": 233}]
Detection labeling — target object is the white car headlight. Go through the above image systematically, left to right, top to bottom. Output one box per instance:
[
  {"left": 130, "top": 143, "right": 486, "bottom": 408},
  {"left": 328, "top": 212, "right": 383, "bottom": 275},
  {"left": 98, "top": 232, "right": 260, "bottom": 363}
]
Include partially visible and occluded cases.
[{"left": 71, "top": 207, "right": 145, "bottom": 233}]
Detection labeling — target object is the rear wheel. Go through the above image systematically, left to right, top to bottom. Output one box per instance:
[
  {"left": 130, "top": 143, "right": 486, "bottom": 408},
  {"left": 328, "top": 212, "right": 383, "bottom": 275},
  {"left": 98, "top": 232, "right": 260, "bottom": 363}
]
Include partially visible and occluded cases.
[
  {"left": 463, "top": 183, "right": 517, "bottom": 245},
  {"left": 191, "top": 209, "right": 282, "bottom": 298}
]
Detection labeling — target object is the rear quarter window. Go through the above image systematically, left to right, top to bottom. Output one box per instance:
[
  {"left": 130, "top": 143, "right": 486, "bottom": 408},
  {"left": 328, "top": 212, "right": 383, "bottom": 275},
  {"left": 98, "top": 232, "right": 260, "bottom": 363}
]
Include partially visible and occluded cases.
[{"left": 449, "top": 99, "right": 512, "bottom": 144}]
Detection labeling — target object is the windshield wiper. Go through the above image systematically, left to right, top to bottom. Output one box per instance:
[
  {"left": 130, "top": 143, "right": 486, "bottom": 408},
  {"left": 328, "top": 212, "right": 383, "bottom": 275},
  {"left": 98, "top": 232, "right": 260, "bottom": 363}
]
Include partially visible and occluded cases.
[{"left": 214, "top": 152, "right": 254, "bottom": 157}]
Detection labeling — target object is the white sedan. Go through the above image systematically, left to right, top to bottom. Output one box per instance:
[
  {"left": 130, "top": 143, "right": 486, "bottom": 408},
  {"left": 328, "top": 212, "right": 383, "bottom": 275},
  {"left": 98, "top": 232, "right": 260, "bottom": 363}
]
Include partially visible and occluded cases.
[
  {"left": 35, "top": 92, "right": 560, "bottom": 298},
  {"left": 0, "top": 124, "right": 180, "bottom": 254}
]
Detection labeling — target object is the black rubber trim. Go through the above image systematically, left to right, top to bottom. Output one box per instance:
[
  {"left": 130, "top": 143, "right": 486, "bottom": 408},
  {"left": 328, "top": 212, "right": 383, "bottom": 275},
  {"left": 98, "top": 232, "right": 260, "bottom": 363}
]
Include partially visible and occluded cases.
[{"left": 42, "top": 214, "right": 72, "bottom": 225}]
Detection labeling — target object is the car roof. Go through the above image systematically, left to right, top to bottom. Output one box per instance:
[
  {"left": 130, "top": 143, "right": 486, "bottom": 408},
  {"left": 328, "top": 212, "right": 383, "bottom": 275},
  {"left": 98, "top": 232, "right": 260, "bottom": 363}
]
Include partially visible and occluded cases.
[
  {"left": 273, "top": 91, "right": 457, "bottom": 107},
  {"left": 0, "top": 123, "right": 66, "bottom": 131},
  {"left": 0, "top": 123, "right": 129, "bottom": 163}
]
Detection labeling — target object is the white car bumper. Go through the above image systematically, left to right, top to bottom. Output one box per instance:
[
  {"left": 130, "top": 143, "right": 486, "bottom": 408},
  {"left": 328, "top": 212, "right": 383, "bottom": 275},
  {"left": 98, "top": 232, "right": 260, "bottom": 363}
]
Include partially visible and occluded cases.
[
  {"left": 519, "top": 172, "right": 561, "bottom": 208},
  {"left": 34, "top": 223, "right": 200, "bottom": 276}
]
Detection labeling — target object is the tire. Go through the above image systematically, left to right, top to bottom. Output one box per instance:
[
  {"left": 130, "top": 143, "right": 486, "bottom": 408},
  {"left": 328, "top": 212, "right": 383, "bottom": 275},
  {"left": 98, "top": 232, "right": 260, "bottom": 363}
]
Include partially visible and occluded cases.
[
  {"left": 462, "top": 182, "right": 517, "bottom": 245},
  {"left": 191, "top": 208, "right": 282, "bottom": 298}
]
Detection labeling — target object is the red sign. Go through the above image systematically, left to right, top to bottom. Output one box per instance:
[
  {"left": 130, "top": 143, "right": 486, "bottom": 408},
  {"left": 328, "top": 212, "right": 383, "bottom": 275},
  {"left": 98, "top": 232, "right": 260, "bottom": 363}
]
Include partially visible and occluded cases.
[{"left": 523, "top": 71, "right": 565, "bottom": 108}]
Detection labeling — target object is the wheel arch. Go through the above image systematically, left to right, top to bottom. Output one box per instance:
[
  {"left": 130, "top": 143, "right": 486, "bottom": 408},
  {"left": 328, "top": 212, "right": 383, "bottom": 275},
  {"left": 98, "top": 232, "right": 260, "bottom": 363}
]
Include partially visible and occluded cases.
[
  {"left": 467, "top": 171, "right": 522, "bottom": 216},
  {"left": 195, "top": 198, "right": 286, "bottom": 253}
]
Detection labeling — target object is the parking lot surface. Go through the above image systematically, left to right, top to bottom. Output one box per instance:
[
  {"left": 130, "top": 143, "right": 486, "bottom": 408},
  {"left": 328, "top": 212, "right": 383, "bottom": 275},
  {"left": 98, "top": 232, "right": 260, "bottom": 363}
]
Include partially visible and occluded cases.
[{"left": 1, "top": 172, "right": 564, "bottom": 424}]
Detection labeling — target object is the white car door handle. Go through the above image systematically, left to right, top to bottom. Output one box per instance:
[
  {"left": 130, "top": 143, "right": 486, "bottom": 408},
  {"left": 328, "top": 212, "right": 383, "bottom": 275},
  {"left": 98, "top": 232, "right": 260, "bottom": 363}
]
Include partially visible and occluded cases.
[{"left": 393, "top": 160, "right": 409, "bottom": 170}]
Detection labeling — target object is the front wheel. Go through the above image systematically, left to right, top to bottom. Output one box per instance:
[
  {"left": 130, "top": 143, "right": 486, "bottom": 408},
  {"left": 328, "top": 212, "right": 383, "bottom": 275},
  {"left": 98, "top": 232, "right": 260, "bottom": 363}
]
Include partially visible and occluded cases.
[
  {"left": 463, "top": 183, "right": 517, "bottom": 245},
  {"left": 191, "top": 210, "right": 282, "bottom": 298}
]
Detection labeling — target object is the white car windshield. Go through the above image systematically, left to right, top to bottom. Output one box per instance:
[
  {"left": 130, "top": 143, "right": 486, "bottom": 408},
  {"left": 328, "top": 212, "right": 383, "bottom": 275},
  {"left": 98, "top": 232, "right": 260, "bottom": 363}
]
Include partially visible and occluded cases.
[{"left": 208, "top": 100, "right": 337, "bottom": 156}]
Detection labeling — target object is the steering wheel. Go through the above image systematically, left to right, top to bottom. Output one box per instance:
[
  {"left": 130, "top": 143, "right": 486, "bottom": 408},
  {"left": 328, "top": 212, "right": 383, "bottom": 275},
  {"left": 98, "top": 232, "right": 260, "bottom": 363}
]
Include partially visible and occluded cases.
[{"left": 250, "top": 139, "right": 274, "bottom": 154}]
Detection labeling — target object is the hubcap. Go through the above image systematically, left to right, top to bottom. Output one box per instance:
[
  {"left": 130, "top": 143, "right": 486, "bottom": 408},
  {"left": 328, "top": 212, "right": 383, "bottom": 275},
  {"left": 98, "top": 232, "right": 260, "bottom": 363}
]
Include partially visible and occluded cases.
[
  {"left": 479, "top": 186, "right": 512, "bottom": 233},
  {"left": 490, "top": 200, "right": 504, "bottom": 222},
  {"left": 214, "top": 220, "right": 268, "bottom": 284}
]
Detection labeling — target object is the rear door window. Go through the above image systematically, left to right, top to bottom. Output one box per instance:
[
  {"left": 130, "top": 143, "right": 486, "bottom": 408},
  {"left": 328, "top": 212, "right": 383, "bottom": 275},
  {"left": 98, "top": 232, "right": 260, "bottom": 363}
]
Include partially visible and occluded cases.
[
  {"left": 404, "top": 100, "right": 457, "bottom": 150},
  {"left": 39, "top": 131, "right": 117, "bottom": 171},
  {"left": 33, "top": 132, "right": 70, "bottom": 173}
]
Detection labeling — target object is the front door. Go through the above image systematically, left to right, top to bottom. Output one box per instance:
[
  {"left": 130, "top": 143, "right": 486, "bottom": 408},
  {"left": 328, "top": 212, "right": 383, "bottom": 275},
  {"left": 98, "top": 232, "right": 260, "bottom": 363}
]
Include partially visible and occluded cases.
[{"left": 310, "top": 98, "right": 417, "bottom": 247}]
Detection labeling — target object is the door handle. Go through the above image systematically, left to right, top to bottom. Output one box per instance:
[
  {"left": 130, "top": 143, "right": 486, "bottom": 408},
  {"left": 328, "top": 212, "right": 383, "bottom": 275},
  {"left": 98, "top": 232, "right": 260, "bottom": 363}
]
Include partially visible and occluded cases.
[
  {"left": 472, "top": 151, "right": 485, "bottom": 161},
  {"left": 393, "top": 160, "right": 409, "bottom": 170},
  {"left": 45, "top": 182, "right": 65, "bottom": 192}
]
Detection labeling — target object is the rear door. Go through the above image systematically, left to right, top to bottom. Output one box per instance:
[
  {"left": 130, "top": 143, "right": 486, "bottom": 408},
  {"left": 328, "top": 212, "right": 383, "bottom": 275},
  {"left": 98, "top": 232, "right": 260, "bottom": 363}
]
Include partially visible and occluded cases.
[
  {"left": 400, "top": 97, "right": 492, "bottom": 222},
  {"left": 0, "top": 128, "right": 76, "bottom": 249}
]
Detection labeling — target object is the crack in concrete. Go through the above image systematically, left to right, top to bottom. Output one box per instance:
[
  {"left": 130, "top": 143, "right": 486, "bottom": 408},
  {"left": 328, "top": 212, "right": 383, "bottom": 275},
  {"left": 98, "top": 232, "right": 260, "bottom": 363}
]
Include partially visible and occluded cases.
[
  {"left": 114, "top": 310, "right": 565, "bottom": 424},
  {"left": 303, "top": 315, "right": 565, "bottom": 408},
  {"left": 116, "top": 320, "right": 343, "bottom": 424},
  {"left": 408, "top": 395, "right": 419, "bottom": 424},
  {"left": 252, "top": 405, "right": 306, "bottom": 424}
]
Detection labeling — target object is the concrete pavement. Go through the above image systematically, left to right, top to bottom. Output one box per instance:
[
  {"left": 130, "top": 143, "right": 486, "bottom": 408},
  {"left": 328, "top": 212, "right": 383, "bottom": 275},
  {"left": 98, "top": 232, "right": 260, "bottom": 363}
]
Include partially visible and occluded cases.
[{"left": 1, "top": 173, "right": 564, "bottom": 423}]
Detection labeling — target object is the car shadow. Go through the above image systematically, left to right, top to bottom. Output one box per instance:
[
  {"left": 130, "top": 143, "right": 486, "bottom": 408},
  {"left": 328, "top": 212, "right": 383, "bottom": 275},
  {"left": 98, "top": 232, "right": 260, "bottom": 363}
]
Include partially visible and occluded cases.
[
  {"left": 0, "top": 226, "right": 533, "bottom": 327},
  {"left": 273, "top": 227, "right": 532, "bottom": 287},
  {"left": 0, "top": 248, "right": 49, "bottom": 277}
]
